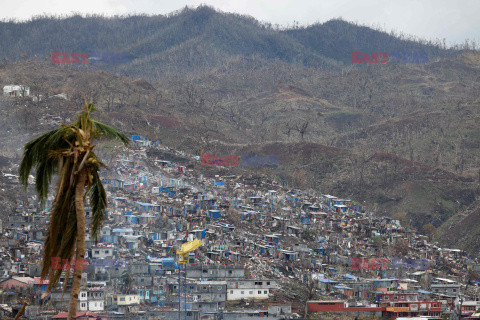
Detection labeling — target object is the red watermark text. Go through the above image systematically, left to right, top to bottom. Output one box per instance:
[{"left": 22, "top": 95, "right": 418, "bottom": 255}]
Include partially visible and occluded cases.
[
  {"left": 51, "top": 51, "right": 89, "bottom": 63},
  {"left": 351, "top": 51, "right": 389, "bottom": 63},
  {"left": 51, "top": 257, "right": 88, "bottom": 270}
]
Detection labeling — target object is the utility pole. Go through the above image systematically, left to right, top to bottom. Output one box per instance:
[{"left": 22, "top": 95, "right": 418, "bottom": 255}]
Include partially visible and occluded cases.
[{"left": 178, "top": 267, "right": 181, "bottom": 320}]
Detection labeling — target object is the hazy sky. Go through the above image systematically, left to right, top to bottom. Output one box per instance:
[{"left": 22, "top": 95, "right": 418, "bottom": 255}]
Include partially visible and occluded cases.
[{"left": 1, "top": 0, "right": 478, "bottom": 46}]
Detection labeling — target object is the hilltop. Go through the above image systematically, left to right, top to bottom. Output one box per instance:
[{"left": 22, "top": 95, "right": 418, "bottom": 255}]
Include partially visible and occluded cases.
[{"left": 0, "top": 6, "right": 447, "bottom": 77}]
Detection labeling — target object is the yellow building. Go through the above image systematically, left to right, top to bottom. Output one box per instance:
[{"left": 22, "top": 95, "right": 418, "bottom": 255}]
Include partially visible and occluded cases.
[{"left": 115, "top": 294, "right": 140, "bottom": 306}]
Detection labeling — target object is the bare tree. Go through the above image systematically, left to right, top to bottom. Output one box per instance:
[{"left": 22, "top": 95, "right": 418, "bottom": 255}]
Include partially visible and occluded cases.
[
  {"left": 283, "top": 121, "right": 293, "bottom": 140},
  {"left": 296, "top": 121, "right": 309, "bottom": 141}
]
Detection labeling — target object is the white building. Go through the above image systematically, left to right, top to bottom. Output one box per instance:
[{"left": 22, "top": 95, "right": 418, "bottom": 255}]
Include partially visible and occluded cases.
[
  {"left": 3, "top": 85, "right": 30, "bottom": 97},
  {"left": 90, "top": 246, "right": 114, "bottom": 259},
  {"left": 226, "top": 280, "right": 277, "bottom": 300},
  {"left": 78, "top": 285, "right": 106, "bottom": 312}
]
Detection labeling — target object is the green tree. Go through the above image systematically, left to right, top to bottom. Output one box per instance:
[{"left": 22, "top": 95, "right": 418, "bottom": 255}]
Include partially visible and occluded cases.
[{"left": 19, "top": 103, "right": 128, "bottom": 320}]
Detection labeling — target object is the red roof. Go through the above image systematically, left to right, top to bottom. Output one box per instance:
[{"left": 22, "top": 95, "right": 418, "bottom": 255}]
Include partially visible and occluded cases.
[
  {"left": 33, "top": 277, "right": 49, "bottom": 285},
  {"left": 52, "top": 311, "right": 105, "bottom": 319}
]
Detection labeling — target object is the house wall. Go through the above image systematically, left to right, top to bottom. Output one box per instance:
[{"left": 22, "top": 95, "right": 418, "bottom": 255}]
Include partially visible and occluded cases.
[
  {"left": 91, "top": 248, "right": 114, "bottom": 259},
  {"left": 131, "top": 263, "right": 150, "bottom": 274},
  {"left": 187, "top": 265, "right": 245, "bottom": 279},
  {"left": 134, "top": 275, "right": 154, "bottom": 286},
  {"left": 226, "top": 280, "right": 276, "bottom": 289},
  {"left": 194, "top": 284, "right": 227, "bottom": 302},
  {"left": 430, "top": 284, "right": 461, "bottom": 296},
  {"left": 227, "top": 288, "right": 270, "bottom": 300},
  {"left": 79, "top": 290, "right": 105, "bottom": 312},
  {"left": 79, "top": 291, "right": 88, "bottom": 301},
  {"left": 116, "top": 294, "right": 140, "bottom": 305},
  {"left": 78, "top": 300, "right": 88, "bottom": 311},
  {"left": 88, "top": 300, "right": 104, "bottom": 311},
  {"left": 306, "top": 302, "right": 383, "bottom": 317},
  {"left": 268, "top": 304, "right": 292, "bottom": 315},
  {"left": 162, "top": 310, "right": 200, "bottom": 320}
]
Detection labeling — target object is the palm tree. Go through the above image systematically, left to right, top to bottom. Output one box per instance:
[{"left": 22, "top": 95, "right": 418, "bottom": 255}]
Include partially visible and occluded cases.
[{"left": 19, "top": 102, "right": 129, "bottom": 320}]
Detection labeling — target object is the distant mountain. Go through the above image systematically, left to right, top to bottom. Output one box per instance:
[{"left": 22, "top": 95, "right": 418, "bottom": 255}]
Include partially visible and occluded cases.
[
  {"left": 0, "top": 6, "right": 445, "bottom": 77},
  {"left": 284, "top": 19, "right": 445, "bottom": 64}
]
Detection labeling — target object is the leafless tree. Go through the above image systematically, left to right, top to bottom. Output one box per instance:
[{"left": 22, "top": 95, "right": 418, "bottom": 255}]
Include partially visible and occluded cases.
[{"left": 296, "top": 121, "right": 309, "bottom": 141}]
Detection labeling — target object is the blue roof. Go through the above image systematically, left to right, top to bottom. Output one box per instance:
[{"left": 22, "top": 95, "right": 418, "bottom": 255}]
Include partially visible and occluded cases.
[
  {"left": 136, "top": 201, "right": 158, "bottom": 206},
  {"left": 112, "top": 228, "right": 133, "bottom": 233},
  {"left": 343, "top": 273, "right": 359, "bottom": 280},
  {"left": 317, "top": 278, "right": 338, "bottom": 283},
  {"left": 370, "top": 278, "right": 398, "bottom": 282},
  {"left": 334, "top": 285, "right": 352, "bottom": 290},
  {"left": 418, "top": 290, "right": 433, "bottom": 294},
  {"left": 201, "top": 311, "right": 223, "bottom": 314}
]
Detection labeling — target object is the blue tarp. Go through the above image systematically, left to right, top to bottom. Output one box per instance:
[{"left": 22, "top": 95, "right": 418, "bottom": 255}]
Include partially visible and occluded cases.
[
  {"left": 132, "top": 135, "right": 147, "bottom": 141},
  {"left": 136, "top": 201, "right": 153, "bottom": 207},
  {"left": 209, "top": 210, "right": 221, "bottom": 219},
  {"left": 112, "top": 228, "right": 133, "bottom": 233},
  {"left": 100, "top": 235, "right": 114, "bottom": 243},
  {"left": 162, "top": 258, "right": 175, "bottom": 268},
  {"left": 343, "top": 273, "right": 358, "bottom": 280},
  {"left": 317, "top": 278, "right": 338, "bottom": 283},
  {"left": 334, "top": 285, "right": 352, "bottom": 290},
  {"left": 418, "top": 290, "right": 433, "bottom": 294}
]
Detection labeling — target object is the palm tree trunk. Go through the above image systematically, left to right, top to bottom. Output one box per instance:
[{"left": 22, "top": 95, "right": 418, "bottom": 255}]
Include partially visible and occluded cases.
[
  {"left": 68, "top": 170, "right": 87, "bottom": 320},
  {"left": 14, "top": 300, "right": 28, "bottom": 320}
]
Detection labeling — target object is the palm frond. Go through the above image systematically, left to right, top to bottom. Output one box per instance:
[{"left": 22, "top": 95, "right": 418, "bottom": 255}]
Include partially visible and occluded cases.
[
  {"left": 92, "top": 120, "right": 130, "bottom": 145},
  {"left": 19, "top": 128, "right": 70, "bottom": 204},
  {"left": 19, "top": 129, "right": 59, "bottom": 185},
  {"left": 34, "top": 157, "right": 58, "bottom": 205},
  {"left": 41, "top": 162, "right": 76, "bottom": 284},
  {"left": 88, "top": 169, "right": 107, "bottom": 243},
  {"left": 43, "top": 195, "right": 77, "bottom": 293}
]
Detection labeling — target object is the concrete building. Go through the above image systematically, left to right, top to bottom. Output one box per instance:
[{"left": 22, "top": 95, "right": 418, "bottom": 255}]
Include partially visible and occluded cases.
[
  {"left": 3, "top": 85, "right": 30, "bottom": 97},
  {"left": 90, "top": 246, "right": 114, "bottom": 259},
  {"left": 187, "top": 265, "right": 245, "bottom": 279},
  {"left": 226, "top": 280, "right": 276, "bottom": 300},
  {"left": 430, "top": 283, "right": 461, "bottom": 296}
]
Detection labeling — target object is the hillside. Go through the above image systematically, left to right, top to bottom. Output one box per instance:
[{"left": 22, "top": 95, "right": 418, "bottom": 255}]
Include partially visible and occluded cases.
[
  {"left": 0, "top": 6, "right": 447, "bottom": 77},
  {"left": 1, "top": 8, "right": 480, "bottom": 254},
  {"left": 285, "top": 19, "right": 448, "bottom": 63}
]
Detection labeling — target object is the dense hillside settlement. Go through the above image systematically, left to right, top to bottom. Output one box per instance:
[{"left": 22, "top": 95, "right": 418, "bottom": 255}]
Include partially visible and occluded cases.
[
  {"left": 1, "top": 6, "right": 480, "bottom": 320},
  {"left": 1, "top": 139, "right": 480, "bottom": 319}
]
